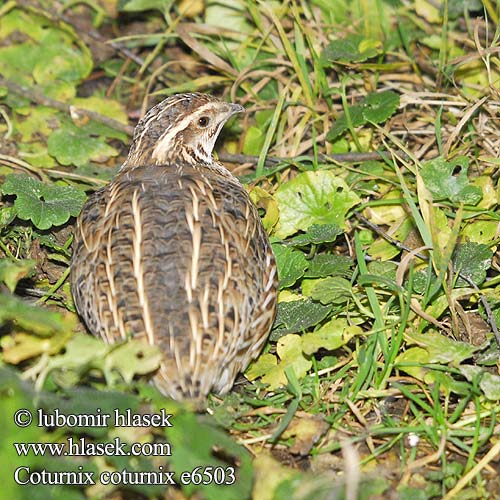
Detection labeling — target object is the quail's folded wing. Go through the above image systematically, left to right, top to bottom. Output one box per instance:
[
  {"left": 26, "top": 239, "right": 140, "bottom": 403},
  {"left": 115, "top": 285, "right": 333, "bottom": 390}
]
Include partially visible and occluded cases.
[{"left": 72, "top": 164, "right": 276, "bottom": 399}]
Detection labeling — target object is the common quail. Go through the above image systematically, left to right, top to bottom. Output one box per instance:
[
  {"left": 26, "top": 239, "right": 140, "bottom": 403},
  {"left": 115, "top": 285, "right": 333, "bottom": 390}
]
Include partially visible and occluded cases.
[{"left": 71, "top": 93, "right": 277, "bottom": 401}]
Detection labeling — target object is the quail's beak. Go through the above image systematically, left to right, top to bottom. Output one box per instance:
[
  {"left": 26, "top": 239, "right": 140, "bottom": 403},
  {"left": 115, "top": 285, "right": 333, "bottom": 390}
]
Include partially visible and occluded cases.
[
  {"left": 225, "top": 102, "right": 245, "bottom": 118},
  {"left": 214, "top": 103, "right": 245, "bottom": 142},
  {"left": 230, "top": 103, "right": 245, "bottom": 115}
]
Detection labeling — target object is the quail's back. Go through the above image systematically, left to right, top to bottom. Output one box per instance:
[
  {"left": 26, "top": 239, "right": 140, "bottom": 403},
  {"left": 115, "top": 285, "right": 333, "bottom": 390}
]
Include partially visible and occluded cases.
[{"left": 71, "top": 93, "right": 277, "bottom": 400}]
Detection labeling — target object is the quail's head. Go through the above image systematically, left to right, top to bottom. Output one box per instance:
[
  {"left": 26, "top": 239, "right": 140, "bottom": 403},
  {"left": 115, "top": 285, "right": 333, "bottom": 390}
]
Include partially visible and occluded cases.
[{"left": 125, "top": 93, "right": 244, "bottom": 167}]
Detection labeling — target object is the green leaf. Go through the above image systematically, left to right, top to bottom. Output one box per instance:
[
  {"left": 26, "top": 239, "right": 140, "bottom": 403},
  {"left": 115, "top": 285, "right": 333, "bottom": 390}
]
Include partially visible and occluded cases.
[
  {"left": 120, "top": 0, "right": 173, "bottom": 12},
  {"left": 205, "top": 0, "right": 254, "bottom": 33},
  {"left": 447, "top": 0, "right": 484, "bottom": 18},
  {"left": 0, "top": 9, "right": 92, "bottom": 93},
  {"left": 0, "top": 9, "right": 44, "bottom": 41},
  {"left": 32, "top": 30, "right": 92, "bottom": 84},
  {"left": 322, "top": 34, "right": 383, "bottom": 63},
  {"left": 327, "top": 90, "right": 400, "bottom": 141},
  {"left": 362, "top": 90, "right": 400, "bottom": 123},
  {"left": 71, "top": 96, "right": 128, "bottom": 125},
  {"left": 69, "top": 97, "right": 129, "bottom": 142},
  {"left": 327, "top": 105, "right": 364, "bottom": 141},
  {"left": 13, "top": 106, "right": 57, "bottom": 142},
  {"left": 48, "top": 123, "right": 119, "bottom": 167},
  {"left": 242, "top": 126, "right": 265, "bottom": 155},
  {"left": 16, "top": 141, "right": 57, "bottom": 168},
  {"left": 420, "top": 156, "right": 483, "bottom": 205},
  {"left": 345, "top": 160, "right": 387, "bottom": 188},
  {"left": 74, "top": 164, "right": 118, "bottom": 182},
  {"left": 274, "top": 171, "right": 360, "bottom": 238},
  {"left": 1, "top": 174, "right": 87, "bottom": 230},
  {"left": 249, "top": 186, "right": 279, "bottom": 231},
  {"left": 0, "top": 207, "right": 17, "bottom": 228},
  {"left": 367, "top": 217, "right": 414, "bottom": 261},
  {"left": 462, "top": 220, "right": 499, "bottom": 244},
  {"left": 289, "top": 223, "right": 343, "bottom": 246},
  {"left": 452, "top": 242, "right": 493, "bottom": 286},
  {"left": 272, "top": 243, "right": 309, "bottom": 288},
  {"left": 304, "top": 254, "right": 353, "bottom": 279},
  {"left": 0, "top": 259, "right": 35, "bottom": 292},
  {"left": 366, "top": 260, "right": 398, "bottom": 281},
  {"left": 310, "top": 277, "right": 353, "bottom": 305},
  {"left": 0, "top": 292, "right": 74, "bottom": 365},
  {"left": 0, "top": 293, "right": 74, "bottom": 337},
  {"left": 271, "top": 299, "right": 331, "bottom": 340},
  {"left": 302, "top": 319, "right": 361, "bottom": 355},
  {"left": 1, "top": 331, "right": 71, "bottom": 365},
  {"left": 405, "top": 331, "right": 478, "bottom": 365},
  {"left": 47, "top": 334, "right": 108, "bottom": 370},
  {"left": 249, "top": 334, "right": 312, "bottom": 390},
  {"left": 269, "top": 334, "right": 312, "bottom": 388},
  {"left": 46, "top": 335, "right": 162, "bottom": 387},
  {"left": 105, "top": 340, "right": 162, "bottom": 383},
  {"left": 474, "top": 341, "right": 500, "bottom": 367},
  {"left": 395, "top": 346, "right": 433, "bottom": 380},
  {"left": 246, "top": 353, "right": 277, "bottom": 380},
  {"left": 459, "top": 365, "right": 500, "bottom": 400},
  {"left": 0, "top": 366, "right": 170, "bottom": 499},
  {"left": 479, "top": 373, "right": 500, "bottom": 400},
  {"left": 166, "top": 411, "right": 253, "bottom": 499}
]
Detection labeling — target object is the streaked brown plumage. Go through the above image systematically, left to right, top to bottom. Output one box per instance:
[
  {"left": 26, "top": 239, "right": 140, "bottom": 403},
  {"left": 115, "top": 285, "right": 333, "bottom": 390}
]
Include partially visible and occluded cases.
[{"left": 71, "top": 93, "right": 277, "bottom": 400}]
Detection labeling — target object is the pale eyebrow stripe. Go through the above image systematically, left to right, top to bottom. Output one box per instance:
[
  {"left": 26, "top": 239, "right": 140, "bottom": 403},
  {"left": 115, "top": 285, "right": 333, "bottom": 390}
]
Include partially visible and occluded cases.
[{"left": 151, "top": 103, "right": 218, "bottom": 161}]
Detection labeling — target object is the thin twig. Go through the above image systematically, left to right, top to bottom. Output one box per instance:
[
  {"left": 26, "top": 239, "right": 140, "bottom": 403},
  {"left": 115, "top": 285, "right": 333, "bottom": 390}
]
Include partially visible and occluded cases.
[
  {"left": 0, "top": 76, "right": 134, "bottom": 136},
  {"left": 219, "top": 151, "right": 387, "bottom": 166},
  {"left": 0, "top": 154, "right": 45, "bottom": 180},
  {"left": 46, "top": 169, "right": 109, "bottom": 186},
  {"left": 355, "top": 213, "right": 429, "bottom": 261},
  {"left": 459, "top": 271, "right": 500, "bottom": 348}
]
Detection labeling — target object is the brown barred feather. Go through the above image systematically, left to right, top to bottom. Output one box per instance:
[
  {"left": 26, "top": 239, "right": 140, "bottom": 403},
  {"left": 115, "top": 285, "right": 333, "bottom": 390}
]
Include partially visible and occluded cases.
[{"left": 71, "top": 93, "right": 277, "bottom": 401}]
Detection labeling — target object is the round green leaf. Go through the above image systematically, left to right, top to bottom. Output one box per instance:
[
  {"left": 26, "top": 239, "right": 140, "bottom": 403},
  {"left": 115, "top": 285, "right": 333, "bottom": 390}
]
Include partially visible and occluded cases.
[
  {"left": 322, "top": 34, "right": 383, "bottom": 63},
  {"left": 48, "top": 125, "right": 118, "bottom": 167},
  {"left": 420, "top": 156, "right": 483, "bottom": 205},
  {"left": 274, "top": 171, "right": 360, "bottom": 238},
  {"left": 1, "top": 174, "right": 87, "bottom": 230},
  {"left": 272, "top": 243, "right": 309, "bottom": 289}
]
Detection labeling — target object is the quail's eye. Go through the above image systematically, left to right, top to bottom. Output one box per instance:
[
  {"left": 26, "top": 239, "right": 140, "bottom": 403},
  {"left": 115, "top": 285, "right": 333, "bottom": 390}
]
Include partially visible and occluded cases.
[{"left": 198, "top": 116, "right": 210, "bottom": 128}]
